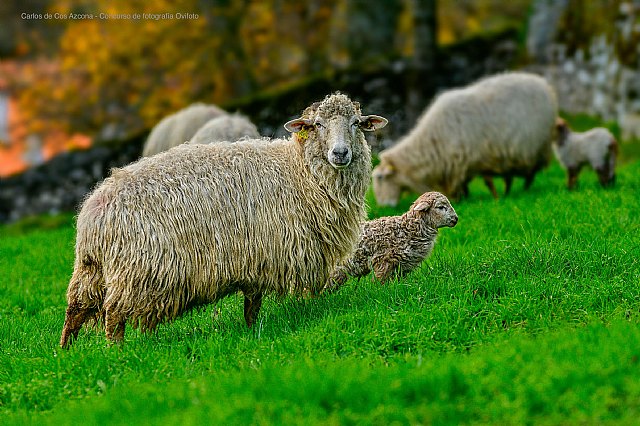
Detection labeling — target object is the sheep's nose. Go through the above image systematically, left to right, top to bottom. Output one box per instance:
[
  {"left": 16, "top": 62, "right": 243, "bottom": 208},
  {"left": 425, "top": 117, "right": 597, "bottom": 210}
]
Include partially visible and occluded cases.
[
  {"left": 332, "top": 146, "right": 349, "bottom": 158},
  {"left": 450, "top": 215, "right": 458, "bottom": 226}
]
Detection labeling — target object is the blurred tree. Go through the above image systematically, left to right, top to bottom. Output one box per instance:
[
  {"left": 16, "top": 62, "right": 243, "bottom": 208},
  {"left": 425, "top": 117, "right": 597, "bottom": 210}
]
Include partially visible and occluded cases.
[
  {"left": 0, "top": 0, "right": 60, "bottom": 57},
  {"left": 329, "top": 0, "right": 403, "bottom": 70},
  {"left": 406, "top": 0, "right": 437, "bottom": 124}
]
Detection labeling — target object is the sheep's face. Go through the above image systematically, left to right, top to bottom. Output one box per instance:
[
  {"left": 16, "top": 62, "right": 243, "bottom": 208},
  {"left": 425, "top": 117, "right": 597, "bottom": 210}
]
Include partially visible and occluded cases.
[
  {"left": 284, "top": 93, "right": 387, "bottom": 170},
  {"left": 372, "top": 160, "right": 402, "bottom": 207},
  {"left": 410, "top": 192, "right": 458, "bottom": 228}
]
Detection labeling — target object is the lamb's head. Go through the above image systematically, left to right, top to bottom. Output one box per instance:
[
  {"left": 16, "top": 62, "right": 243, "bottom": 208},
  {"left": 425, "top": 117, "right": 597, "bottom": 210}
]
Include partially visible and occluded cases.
[
  {"left": 284, "top": 93, "right": 387, "bottom": 170},
  {"left": 554, "top": 117, "right": 570, "bottom": 147},
  {"left": 408, "top": 191, "right": 458, "bottom": 228}
]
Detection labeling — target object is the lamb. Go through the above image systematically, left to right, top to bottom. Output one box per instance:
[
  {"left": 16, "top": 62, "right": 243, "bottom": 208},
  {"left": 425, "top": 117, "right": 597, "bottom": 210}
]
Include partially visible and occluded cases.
[
  {"left": 372, "top": 72, "right": 558, "bottom": 206},
  {"left": 59, "top": 93, "right": 387, "bottom": 347},
  {"left": 142, "top": 103, "right": 227, "bottom": 156},
  {"left": 189, "top": 113, "right": 260, "bottom": 144},
  {"left": 553, "top": 118, "right": 618, "bottom": 189},
  {"left": 327, "top": 191, "right": 458, "bottom": 289}
]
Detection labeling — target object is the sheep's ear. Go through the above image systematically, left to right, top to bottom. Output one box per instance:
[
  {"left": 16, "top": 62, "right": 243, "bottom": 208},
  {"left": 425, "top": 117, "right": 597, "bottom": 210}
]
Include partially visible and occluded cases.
[
  {"left": 359, "top": 115, "right": 388, "bottom": 131},
  {"left": 284, "top": 118, "right": 312, "bottom": 133},
  {"left": 373, "top": 161, "right": 395, "bottom": 178},
  {"left": 413, "top": 201, "right": 432, "bottom": 212}
]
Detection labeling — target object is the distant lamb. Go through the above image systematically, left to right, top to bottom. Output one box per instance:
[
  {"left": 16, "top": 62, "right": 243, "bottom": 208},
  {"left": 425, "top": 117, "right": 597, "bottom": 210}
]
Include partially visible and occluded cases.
[
  {"left": 373, "top": 72, "right": 558, "bottom": 206},
  {"left": 60, "top": 93, "right": 387, "bottom": 347},
  {"left": 142, "top": 103, "right": 226, "bottom": 156},
  {"left": 189, "top": 114, "right": 260, "bottom": 144},
  {"left": 553, "top": 118, "right": 618, "bottom": 189},
  {"left": 327, "top": 191, "right": 458, "bottom": 289}
]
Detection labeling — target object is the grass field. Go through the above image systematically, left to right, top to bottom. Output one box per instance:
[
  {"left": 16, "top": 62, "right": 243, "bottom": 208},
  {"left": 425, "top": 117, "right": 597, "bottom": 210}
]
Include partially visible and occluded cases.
[{"left": 1, "top": 138, "right": 639, "bottom": 424}]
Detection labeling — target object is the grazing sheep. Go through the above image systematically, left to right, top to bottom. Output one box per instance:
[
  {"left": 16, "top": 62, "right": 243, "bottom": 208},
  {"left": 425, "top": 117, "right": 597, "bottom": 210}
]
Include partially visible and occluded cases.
[
  {"left": 373, "top": 72, "right": 558, "bottom": 206},
  {"left": 59, "top": 93, "right": 387, "bottom": 347},
  {"left": 142, "top": 103, "right": 226, "bottom": 156},
  {"left": 189, "top": 113, "right": 260, "bottom": 144},
  {"left": 553, "top": 118, "right": 618, "bottom": 189},
  {"left": 327, "top": 191, "right": 458, "bottom": 289}
]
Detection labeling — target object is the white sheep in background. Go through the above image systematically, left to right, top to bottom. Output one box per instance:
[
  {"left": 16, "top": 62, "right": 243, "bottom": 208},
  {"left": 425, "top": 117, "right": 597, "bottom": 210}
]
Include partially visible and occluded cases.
[
  {"left": 373, "top": 72, "right": 558, "bottom": 206},
  {"left": 60, "top": 93, "right": 387, "bottom": 347},
  {"left": 142, "top": 103, "right": 226, "bottom": 156},
  {"left": 189, "top": 113, "right": 260, "bottom": 144},
  {"left": 553, "top": 118, "right": 618, "bottom": 189},
  {"left": 327, "top": 191, "right": 457, "bottom": 289}
]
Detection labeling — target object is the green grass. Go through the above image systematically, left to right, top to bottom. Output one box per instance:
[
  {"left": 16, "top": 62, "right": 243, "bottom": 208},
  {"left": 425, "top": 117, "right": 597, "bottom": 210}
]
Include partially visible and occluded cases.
[{"left": 1, "top": 155, "right": 640, "bottom": 424}]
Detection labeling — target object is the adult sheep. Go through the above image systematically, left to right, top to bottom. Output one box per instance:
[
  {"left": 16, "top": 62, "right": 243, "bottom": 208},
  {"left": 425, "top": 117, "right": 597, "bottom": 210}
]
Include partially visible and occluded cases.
[
  {"left": 373, "top": 72, "right": 558, "bottom": 206},
  {"left": 59, "top": 93, "right": 387, "bottom": 347},
  {"left": 142, "top": 103, "right": 226, "bottom": 156},
  {"left": 189, "top": 113, "right": 260, "bottom": 144}
]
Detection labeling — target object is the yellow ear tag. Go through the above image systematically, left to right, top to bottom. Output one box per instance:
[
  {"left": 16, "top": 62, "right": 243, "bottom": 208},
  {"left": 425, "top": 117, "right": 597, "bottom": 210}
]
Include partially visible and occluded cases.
[{"left": 297, "top": 128, "right": 309, "bottom": 141}]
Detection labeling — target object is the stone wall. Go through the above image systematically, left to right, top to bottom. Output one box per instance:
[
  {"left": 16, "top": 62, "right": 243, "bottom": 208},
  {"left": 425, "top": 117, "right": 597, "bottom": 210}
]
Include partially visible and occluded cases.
[{"left": 527, "top": 0, "right": 640, "bottom": 139}]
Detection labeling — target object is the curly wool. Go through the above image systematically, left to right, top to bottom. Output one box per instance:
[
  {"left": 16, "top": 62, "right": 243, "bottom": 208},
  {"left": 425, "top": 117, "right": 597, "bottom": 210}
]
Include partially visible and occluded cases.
[
  {"left": 373, "top": 72, "right": 558, "bottom": 205},
  {"left": 61, "top": 93, "right": 376, "bottom": 346},
  {"left": 142, "top": 103, "right": 226, "bottom": 156},
  {"left": 189, "top": 113, "right": 260, "bottom": 144},
  {"left": 328, "top": 191, "right": 458, "bottom": 287}
]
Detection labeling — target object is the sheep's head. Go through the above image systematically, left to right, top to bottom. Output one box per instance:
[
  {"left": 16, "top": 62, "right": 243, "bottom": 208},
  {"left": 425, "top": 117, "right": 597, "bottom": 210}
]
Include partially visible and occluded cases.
[
  {"left": 284, "top": 93, "right": 387, "bottom": 170},
  {"left": 372, "top": 157, "right": 402, "bottom": 207},
  {"left": 409, "top": 191, "right": 458, "bottom": 228}
]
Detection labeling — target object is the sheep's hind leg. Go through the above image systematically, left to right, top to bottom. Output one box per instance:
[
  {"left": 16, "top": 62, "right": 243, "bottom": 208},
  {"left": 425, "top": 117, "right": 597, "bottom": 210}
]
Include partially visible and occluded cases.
[
  {"left": 243, "top": 292, "right": 263, "bottom": 327},
  {"left": 60, "top": 303, "right": 94, "bottom": 348},
  {"left": 104, "top": 308, "right": 126, "bottom": 343}
]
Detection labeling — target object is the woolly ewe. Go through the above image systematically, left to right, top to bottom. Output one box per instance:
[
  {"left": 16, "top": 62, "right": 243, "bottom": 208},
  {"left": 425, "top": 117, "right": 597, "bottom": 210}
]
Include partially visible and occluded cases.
[
  {"left": 373, "top": 72, "right": 558, "bottom": 206},
  {"left": 60, "top": 93, "right": 387, "bottom": 347},
  {"left": 142, "top": 103, "right": 226, "bottom": 156},
  {"left": 189, "top": 114, "right": 260, "bottom": 144},
  {"left": 553, "top": 118, "right": 618, "bottom": 189},
  {"left": 328, "top": 191, "right": 457, "bottom": 288}
]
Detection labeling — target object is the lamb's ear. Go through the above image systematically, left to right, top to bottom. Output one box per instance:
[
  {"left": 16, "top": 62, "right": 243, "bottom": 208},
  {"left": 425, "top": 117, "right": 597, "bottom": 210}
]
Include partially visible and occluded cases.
[
  {"left": 359, "top": 115, "right": 388, "bottom": 131},
  {"left": 284, "top": 118, "right": 312, "bottom": 133},
  {"left": 413, "top": 201, "right": 432, "bottom": 212}
]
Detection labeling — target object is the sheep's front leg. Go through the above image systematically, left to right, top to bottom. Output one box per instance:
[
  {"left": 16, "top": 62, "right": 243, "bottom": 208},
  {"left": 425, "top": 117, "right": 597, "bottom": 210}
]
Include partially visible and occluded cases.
[
  {"left": 482, "top": 175, "right": 498, "bottom": 199},
  {"left": 503, "top": 175, "right": 513, "bottom": 196},
  {"left": 243, "top": 292, "right": 263, "bottom": 327}
]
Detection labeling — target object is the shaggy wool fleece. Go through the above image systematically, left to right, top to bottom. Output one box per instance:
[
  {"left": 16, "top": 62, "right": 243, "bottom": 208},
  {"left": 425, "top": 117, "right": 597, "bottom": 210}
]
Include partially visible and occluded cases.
[{"left": 60, "top": 93, "right": 387, "bottom": 347}]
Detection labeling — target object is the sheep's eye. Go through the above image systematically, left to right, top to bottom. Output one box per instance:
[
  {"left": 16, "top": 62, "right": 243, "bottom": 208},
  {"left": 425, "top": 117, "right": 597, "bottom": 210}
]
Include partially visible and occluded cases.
[
  {"left": 314, "top": 121, "right": 325, "bottom": 129},
  {"left": 351, "top": 121, "right": 359, "bottom": 128},
  {"left": 437, "top": 205, "right": 446, "bottom": 210}
]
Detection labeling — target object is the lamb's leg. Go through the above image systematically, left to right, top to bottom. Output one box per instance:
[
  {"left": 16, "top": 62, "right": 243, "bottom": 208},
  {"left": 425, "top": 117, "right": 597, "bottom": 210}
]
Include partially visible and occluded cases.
[
  {"left": 567, "top": 167, "right": 579, "bottom": 190},
  {"left": 524, "top": 172, "right": 537, "bottom": 190},
  {"left": 503, "top": 175, "right": 513, "bottom": 196},
  {"left": 483, "top": 176, "right": 499, "bottom": 199},
  {"left": 326, "top": 253, "right": 371, "bottom": 292},
  {"left": 373, "top": 260, "right": 397, "bottom": 284},
  {"left": 243, "top": 292, "right": 263, "bottom": 327},
  {"left": 60, "top": 302, "right": 94, "bottom": 348},
  {"left": 104, "top": 308, "right": 126, "bottom": 343}
]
